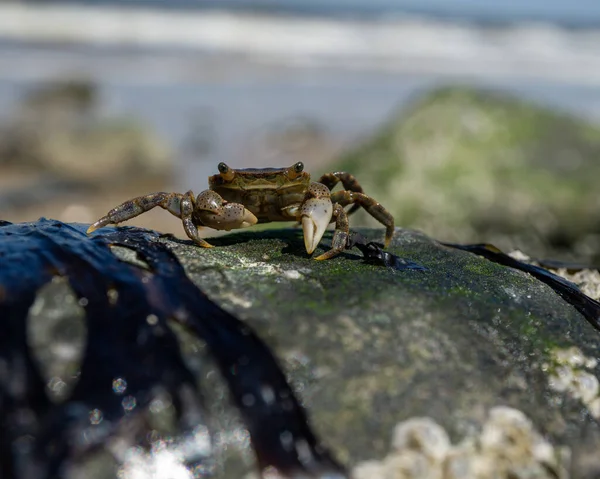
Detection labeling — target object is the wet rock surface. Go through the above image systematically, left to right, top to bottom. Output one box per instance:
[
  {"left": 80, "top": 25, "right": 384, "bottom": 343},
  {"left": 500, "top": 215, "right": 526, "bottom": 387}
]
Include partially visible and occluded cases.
[
  {"left": 3, "top": 220, "right": 600, "bottom": 478},
  {"left": 160, "top": 227, "right": 600, "bottom": 477}
]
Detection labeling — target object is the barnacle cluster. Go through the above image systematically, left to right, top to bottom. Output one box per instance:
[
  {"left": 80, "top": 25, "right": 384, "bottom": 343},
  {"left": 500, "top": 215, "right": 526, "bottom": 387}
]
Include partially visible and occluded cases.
[
  {"left": 544, "top": 346, "right": 600, "bottom": 419},
  {"left": 352, "top": 407, "right": 567, "bottom": 479}
]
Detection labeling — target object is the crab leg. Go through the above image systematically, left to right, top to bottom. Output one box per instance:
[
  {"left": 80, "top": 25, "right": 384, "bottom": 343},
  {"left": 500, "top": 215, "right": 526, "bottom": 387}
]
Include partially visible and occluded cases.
[
  {"left": 317, "top": 171, "right": 364, "bottom": 215},
  {"left": 330, "top": 190, "right": 395, "bottom": 247},
  {"left": 87, "top": 191, "right": 215, "bottom": 248},
  {"left": 180, "top": 191, "right": 215, "bottom": 248},
  {"left": 87, "top": 192, "right": 185, "bottom": 234},
  {"left": 313, "top": 203, "right": 349, "bottom": 261}
]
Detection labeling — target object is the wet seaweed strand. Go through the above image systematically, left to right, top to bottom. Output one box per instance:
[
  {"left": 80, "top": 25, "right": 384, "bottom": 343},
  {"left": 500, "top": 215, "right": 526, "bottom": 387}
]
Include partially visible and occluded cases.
[
  {"left": 0, "top": 219, "right": 346, "bottom": 479},
  {"left": 443, "top": 242, "right": 600, "bottom": 332}
]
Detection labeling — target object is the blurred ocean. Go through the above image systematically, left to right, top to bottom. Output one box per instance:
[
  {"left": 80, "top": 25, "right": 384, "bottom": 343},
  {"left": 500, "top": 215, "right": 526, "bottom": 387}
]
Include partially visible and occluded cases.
[
  {"left": 47, "top": 0, "right": 600, "bottom": 26},
  {"left": 0, "top": 1, "right": 599, "bottom": 190}
]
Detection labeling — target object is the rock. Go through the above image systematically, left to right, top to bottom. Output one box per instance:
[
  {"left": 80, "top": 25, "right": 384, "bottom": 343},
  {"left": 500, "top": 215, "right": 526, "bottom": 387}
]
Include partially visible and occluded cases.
[
  {"left": 0, "top": 80, "right": 172, "bottom": 183},
  {"left": 330, "top": 86, "right": 600, "bottom": 262},
  {"left": 19, "top": 223, "right": 600, "bottom": 478}
]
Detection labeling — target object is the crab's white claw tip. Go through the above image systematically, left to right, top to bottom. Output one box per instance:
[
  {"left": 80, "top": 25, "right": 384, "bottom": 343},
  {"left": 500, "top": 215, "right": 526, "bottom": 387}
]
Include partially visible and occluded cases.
[
  {"left": 301, "top": 199, "right": 333, "bottom": 254},
  {"left": 241, "top": 210, "right": 258, "bottom": 228}
]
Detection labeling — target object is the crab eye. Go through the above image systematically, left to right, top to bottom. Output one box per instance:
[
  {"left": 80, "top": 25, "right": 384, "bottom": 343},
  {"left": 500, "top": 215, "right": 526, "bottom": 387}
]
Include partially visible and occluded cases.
[
  {"left": 217, "top": 162, "right": 235, "bottom": 181},
  {"left": 293, "top": 162, "right": 304, "bottom": 173}
]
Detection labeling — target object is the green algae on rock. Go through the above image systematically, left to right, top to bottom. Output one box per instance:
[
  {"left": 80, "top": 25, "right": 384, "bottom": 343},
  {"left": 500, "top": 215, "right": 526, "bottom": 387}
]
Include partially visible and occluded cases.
[
  {"left": 330, "top": 86, "right": 600, "bottom": 261},
  {"left": 27, "top": 225, "right": 600, "bottom": 477}
]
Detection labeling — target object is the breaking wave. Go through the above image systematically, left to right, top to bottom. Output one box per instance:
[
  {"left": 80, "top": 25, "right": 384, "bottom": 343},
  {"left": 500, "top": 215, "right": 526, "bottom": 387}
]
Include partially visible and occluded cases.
[{"left": 0, "top": 3, "right": 599, "bottom": 85}]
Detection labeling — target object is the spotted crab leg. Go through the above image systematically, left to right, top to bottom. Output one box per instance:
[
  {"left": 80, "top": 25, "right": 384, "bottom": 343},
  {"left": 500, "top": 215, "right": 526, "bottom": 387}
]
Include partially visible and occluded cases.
[
  {"left": 317, "top": 171, "right": 365, "bottom": 215},
  {"left": 330, "top": 190, "right": 395, "bottom": 247},
  {"left": 87, "top": 191, "right": 215, "bottom": 248},
  {"left": 180, "top": 191, "right": 215, "bottom": 248},
  {"left": 87, "top": 192, "right": 184, "bottom": 233},
  {"left": 313, "top": 203, "right": 349, "bottom": 261}
]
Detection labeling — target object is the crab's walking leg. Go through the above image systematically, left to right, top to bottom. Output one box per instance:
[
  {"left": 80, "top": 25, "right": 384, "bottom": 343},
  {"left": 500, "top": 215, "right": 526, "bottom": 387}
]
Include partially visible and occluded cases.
[
  {"left": 317, "top": 172, "right": 364, "bottom": 215},
  {"left": 330, "top": 190, "right": 395, "bottom": 247},
  {"left": 86, "top": 191, "right": 214, "bottom": 248},
  {"left": 179, "top": 191, "right": 214, "bottom": 248},
  {"left": 87, "top": 192, "right": 183, "bottom": 233},
  {"left": 313, "top": 203, "right": 349, "bottom": 261}
]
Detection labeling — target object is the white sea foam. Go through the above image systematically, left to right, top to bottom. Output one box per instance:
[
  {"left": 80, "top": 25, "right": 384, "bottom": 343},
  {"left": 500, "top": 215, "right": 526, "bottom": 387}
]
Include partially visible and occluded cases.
[{"left": 0, "top": 3, "right": 599, "bottom": 85}]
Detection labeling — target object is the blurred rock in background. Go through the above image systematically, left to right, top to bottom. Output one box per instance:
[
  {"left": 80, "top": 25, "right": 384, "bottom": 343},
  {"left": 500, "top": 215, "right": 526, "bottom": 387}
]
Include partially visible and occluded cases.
[
  {"left": 0, "top": 79, "right": 176, "bottom": 231},
  {"left": 0, "top": 79, "right": 170, "bottom": 181},
  {"left": 332, "top": 86, "right": 600, "bottom": 264}
]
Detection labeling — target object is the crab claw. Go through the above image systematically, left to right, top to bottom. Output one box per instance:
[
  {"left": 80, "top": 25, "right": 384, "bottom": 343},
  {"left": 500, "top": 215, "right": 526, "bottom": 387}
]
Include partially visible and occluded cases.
[
  {"left": 301, "top": 197, "right": 333, "bottom": 254},
  {"left": 197, "top": 203, "right": 258, "bottom": 231}
]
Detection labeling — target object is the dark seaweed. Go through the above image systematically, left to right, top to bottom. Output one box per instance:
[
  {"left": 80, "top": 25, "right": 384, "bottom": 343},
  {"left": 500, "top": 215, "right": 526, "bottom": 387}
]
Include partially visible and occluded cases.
[
  {"left": 0, "top": 219, "right": 346, "bottom": 479},
  {"left": 345, "top": 232, "right": 427, "bottom": 271},
  {"left": 443, "top": 242, "right": 600, "bottom": 332},
  {"left": 536, "top": 258, "right": 598, "bottom": 273}
]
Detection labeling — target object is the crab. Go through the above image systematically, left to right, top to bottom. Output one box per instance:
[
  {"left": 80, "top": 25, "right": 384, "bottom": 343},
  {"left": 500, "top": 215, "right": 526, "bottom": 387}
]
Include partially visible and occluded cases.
[{"left": 87, "top": 162, "right": 394, "bottom": 260}]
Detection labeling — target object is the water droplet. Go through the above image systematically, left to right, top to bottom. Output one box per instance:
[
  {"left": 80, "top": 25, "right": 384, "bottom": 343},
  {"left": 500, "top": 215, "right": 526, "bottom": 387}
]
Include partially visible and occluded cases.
[
  {"left": 107, "top": 288, "right": 119, "bottom": 305},
  {"left": 78, "top": 297, "right": 89, "bottom": 307},
  {"left": 146, "top": 314, "right": 158, "bottom": 325},
  {"left": 113, "top": 377, "right": 127, "bottom": 394},
  {"left": 261, "top": 385, "right": 276, "bottom": 405},
  {"left": 242, "top": 393, "right": 255, "bottom": 407},
  {"left": 122, "top": 395, "right": 137, "bottom": 412},
  {"left": 89, "top": 408, "right": 103, "bottom": 425},
  {"left": 279, "top": 430, "right": 293, "bottom": 451},
  {"left": 295, "top": 438, "right": 314, "bottom": 465}
]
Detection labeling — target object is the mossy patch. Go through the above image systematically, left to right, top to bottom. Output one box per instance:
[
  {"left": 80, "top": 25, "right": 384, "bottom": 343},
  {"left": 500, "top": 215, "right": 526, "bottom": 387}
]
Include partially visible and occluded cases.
[{"left": 329, "top": 86, "right": 600, "bottom": 261}]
